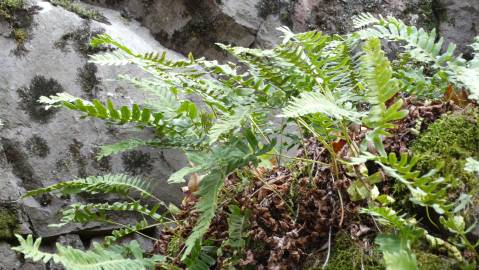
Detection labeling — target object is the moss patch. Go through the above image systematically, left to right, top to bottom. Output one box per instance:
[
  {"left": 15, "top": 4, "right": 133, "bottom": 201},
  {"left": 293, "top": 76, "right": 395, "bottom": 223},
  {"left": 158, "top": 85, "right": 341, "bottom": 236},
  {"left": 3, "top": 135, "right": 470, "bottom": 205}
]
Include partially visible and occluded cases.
[
  {"left": 0, "top": 0, "right": 39, "bottom": 55},
  {"left": 49, "top": 0, "right": 107, "bottom": 23},
  {"left": 54, "top": 21, "right": 105, "bottom": 56},
  {"left": 77, "top": 62, "right": 100, "bottom": 97},
  {"left": 17, "top": 75, "right": 64, "bottom": 123},
  {"left": 410, "top": 109, "right": 479, "bottom": 194},
  {"left": 25, "top": 135, "right": 50, "bottom": 158},
  {"left": 121, "top": 150, "right": 153, "bottom": 175},
  {"left": 0, "top": 206, "right": 18, "bottom": 240},
  {"left": 305, "top": 233, "right": 384, "bottom": 270},
  {"left": 415, "top": 250, "right": 457, "bottom": 270}
]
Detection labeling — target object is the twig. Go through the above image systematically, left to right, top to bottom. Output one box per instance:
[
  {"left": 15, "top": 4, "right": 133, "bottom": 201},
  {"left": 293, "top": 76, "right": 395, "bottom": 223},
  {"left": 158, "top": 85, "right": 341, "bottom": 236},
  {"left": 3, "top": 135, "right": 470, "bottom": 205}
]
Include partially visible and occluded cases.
[{"left": 321, "top": 226, "right": 332, "bottom": 269}]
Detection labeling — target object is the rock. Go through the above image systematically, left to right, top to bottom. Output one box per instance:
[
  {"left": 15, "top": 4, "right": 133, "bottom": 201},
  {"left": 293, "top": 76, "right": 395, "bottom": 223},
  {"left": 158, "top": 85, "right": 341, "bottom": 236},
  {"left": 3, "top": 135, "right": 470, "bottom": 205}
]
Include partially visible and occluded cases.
[
  {"left": 0, "top": 0, "right": 185, "bottom": 241},
  {"left": 435, "top": 0, "right": 479, "bottom": 59},
  {"left": 256, "top": 14, "right": 283, "bottom": 49},
  {"left": 0, "top": 242, "right": 21, "bottom": 270}
]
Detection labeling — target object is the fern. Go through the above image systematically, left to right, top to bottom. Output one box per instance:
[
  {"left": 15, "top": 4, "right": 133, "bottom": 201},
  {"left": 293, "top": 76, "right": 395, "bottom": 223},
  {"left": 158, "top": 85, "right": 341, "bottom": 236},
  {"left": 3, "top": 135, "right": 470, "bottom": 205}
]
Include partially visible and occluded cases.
[
  {"left": 280, "top": 91, "right": 363, "bottom": 122},
  {"left": 40, "top": 94, "right": 164, "bottom": 128},
  {"left": 208, "top": 106, "right": 251, "bottom": 144},
  {"left": 182, "top": 171, "right": 224, "bottom": 260},
  {"left": 23, "top": 174, "right": 159, "bottom": 201},
  {"left": 53, "top": 201, "right": 164, "bottom": 227},
  {"left": 225, "top": 205, "right": 250, "bottom": 249},
  {"left": 13, "top": 234, "right": 163, "bottom": 270}
]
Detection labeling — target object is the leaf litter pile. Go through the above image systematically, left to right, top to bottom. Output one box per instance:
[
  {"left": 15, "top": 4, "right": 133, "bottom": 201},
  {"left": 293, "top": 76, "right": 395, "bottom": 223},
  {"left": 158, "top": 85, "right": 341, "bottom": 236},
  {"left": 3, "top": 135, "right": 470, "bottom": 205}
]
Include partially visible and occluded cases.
[{"left": 155, "top": 96, "right": 475, "bottom": 269}]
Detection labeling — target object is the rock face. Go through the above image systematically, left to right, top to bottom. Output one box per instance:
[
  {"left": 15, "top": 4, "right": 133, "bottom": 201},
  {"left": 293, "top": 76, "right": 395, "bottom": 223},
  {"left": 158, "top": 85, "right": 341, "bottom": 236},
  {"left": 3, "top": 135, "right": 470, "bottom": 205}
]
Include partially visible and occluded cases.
[
  {"left": 0, "top": 0, "right": 478, "bottom": 269},
  {"left": 436, "top": 0, "right": 479, "bottom": 59},
  {"left": 0, "top": 1, "right": 186, "bottom": 269}
]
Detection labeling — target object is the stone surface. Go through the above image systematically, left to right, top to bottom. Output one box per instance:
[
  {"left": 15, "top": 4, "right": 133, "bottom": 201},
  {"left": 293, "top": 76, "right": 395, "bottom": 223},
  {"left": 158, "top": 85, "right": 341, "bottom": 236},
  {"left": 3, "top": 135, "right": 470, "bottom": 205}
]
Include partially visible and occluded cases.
[
  {"left": 436, "top": 0, "right": 479, "bottom": 59},
  {"left": 0, "top": 1, "right": 186, "bottom": 267}
]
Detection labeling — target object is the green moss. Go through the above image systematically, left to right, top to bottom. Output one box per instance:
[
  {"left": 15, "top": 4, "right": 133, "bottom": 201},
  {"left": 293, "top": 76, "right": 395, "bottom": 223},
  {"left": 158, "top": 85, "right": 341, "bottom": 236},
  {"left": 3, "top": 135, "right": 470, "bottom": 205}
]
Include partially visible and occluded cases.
[
  {"left": 49, "top": 0, "right": 107, "bottom": 23},
  {"left": 410, "top": 110, "right": 479, "bottom": 193},
  {"left": 0, "top": 206, "right": 18, "bottom": 240},
  {"left": 306, "top": 233, "right": 384, "bottom": 270},
  {"left": 415, "top": 250, "right": 457, "bottom": 270}
]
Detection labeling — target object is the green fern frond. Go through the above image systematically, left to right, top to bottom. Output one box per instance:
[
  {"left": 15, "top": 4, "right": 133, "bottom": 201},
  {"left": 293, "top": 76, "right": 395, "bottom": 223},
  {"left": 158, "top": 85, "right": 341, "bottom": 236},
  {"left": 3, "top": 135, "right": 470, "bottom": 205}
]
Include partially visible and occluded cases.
[
  {"left": 352, "top": 13, "right": 381, "bottom": 29},
  {"left": 356, "top": 15, "right": 456, "bottom": 67},
  {"left": 360, "top": 38, "right": 408, "bottom": 129},
  {"left": 280, "top": 91, "right": 363, "bottom": 122},
  {"left": 40, "top": 94, "right": 164, "bottom": 128},
  {"left": 208, "top": 106, "right": 251, "bottom": 144},
  {"left": 98, "top": 139, "right": 150, "bottom": 159},
  {"left": 182, "top": 171, "right": 224, "bottom": 260},
  {"left": 23, "top": 174, "right": 158, "bottom": 201},
  {"left": 54, "top": 201, "right": 164, "bottom": 226},
  {"left": 225, "top": 205, "right": 250, "bottom": 249},
  {"left": 104, "top": 220, "right": 152, "bottom": 246},
  {"left": 13, "top": 235, "right": 162, "bottom": 270}
]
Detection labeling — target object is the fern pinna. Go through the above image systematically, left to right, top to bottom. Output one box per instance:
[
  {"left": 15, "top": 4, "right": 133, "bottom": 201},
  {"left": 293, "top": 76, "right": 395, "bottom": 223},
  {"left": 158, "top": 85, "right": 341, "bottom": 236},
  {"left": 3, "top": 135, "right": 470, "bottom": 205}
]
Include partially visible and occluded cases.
[{"left": 14, "top": 12, "right": 479, "bottom": 270}]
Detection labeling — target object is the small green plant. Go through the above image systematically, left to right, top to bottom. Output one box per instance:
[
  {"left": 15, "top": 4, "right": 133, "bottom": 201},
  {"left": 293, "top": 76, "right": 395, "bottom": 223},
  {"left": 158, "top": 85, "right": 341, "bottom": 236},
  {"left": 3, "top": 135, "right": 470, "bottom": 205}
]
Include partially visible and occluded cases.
[
  {"left": 49, "top": 0, "right": 107, "bottom": 23},
  {"left": 12, "top": 13, "right": 479, "bottom": 270}
]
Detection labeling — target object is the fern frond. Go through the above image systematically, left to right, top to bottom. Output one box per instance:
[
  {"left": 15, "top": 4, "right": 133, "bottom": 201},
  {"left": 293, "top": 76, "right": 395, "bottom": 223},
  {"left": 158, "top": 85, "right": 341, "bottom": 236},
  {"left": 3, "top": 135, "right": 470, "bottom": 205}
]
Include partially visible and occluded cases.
[
  {"left": 352, "top": 13, "right": 381, "bottom": 29},
  {"left": 356, "top": 16, "right": 456, "bottom": 67},
  {"left": 360, "top": 38, "right": 408, "bottom": 129},
  {"left": 280, "top": 91, "right": 363, "bottom": 122},
  {"left": 40, "top": 94, "right": 164, "bottom": 128},
  {"left": 208, "top": 106, "right": 251, "bottom": 144},
  {"left": 98, "top": 139, "right": 150, "bottom": 159},
  {"left": 182, "top": 171, "right": 224, "bottom": 260},
  {"left": 23, "top": 174, "right": 158, "bottom": 201},
  {"left": 54, "top": 201, "right": 164, "bottom": 226},
  {"left": 225, "top": 205, "right": 250, "bottom": 249},
  {"left": 104, "top": 220, "right": 152, "bottom": 246},
  {"left": 13, "top": 235, "right": 162, "bottom": 270}
]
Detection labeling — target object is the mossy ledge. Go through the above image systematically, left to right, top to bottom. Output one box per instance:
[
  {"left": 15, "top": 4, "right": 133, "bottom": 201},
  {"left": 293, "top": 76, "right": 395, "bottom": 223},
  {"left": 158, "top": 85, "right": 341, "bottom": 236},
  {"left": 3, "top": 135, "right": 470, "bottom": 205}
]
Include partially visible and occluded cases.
[{"left": 411, "top": 109, "right": 479, "bottom": 194}]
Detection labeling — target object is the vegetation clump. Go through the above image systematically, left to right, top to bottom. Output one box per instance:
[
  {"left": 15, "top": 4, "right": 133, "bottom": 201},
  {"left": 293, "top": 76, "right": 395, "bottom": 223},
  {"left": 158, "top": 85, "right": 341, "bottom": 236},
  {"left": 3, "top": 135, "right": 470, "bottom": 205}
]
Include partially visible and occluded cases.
[
  {"left": 0, "top": 0, "right": 38, "bottom": 55},
  {"left": 48, "top": 0, "right": 108, "bottom": 23},
  {"left": 10, "top": 13, "right": 479, "bottom": 270},
  {"left": 17, "top": 75, "right": 64, "bottom": 123},
  {"left": 411, "top": 110, "right": 479, "bottom": 193},
  {"left": 0, "top": 206, "right": 18, "bottom": 240}
]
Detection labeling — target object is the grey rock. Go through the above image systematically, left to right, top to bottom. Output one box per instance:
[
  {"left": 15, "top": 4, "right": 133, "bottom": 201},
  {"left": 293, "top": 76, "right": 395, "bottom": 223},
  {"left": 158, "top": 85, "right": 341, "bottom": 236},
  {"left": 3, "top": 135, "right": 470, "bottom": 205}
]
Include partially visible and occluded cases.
[
  {"left": 0, "top": 0, "right": 185, "bottom": 240},
  {"left": 436, "top": 0, "right": 479, "bottom": 59},
  {"left": 256, "top": 14, "right": 283, "bottom": 49},
  {"left": 0, "top": 242, "right": 21, "bottom": 270}
]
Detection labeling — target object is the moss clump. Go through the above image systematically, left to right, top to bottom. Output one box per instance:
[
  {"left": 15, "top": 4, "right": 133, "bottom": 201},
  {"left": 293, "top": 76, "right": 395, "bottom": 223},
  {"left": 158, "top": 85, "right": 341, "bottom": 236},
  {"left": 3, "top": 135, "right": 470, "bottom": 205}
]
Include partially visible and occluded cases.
[
  {"left": 49, "top": 0, "right": 107, "bottom": 23},
  {"left": 54, "top": 22, "right": 105, "bottom": 56},
  {"left": 77, "top": 62, "right": 100, "bottom": 97},
  {"left": 17, "top": 75, "right": 64, "bottom": 123},
  {"left": 410, "top": 110, "right": 479, "bottom": 193},
  {"left": 25, "top": 135, "right": 50, "bottom": 158},
  {"left": 121, "top": 150, "right": 154, "bottom": 176},
  {"left": 0, "top": 206, "right": 18, "bottom": 240},
  {"left": 306, "top": 233, "right": 384, "bottom": 270},
  {"left": 415, "top": 250, "right": 457, "bottom": 270}
]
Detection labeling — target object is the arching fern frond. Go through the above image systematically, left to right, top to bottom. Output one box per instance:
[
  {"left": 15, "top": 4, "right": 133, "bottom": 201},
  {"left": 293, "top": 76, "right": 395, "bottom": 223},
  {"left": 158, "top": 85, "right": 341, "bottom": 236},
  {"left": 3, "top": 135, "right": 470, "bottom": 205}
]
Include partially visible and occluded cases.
[
  {"left": 352, "top": 12, "right": 381, "bottom": 29},
  {"left": 280, "top": 91, "right": 364, "bottom": 122},
  {"left": 40, "top": 94, "right": 164, "bottom": 128},
  {"left": 208, "top": 106, "right": 251, "bottom": 144},
  {"left": 23, "top": 174, "right": 158, "bottom": 201},
  {"left": 53, "top": 201, "right": 164, "bottom": 227},
  {"left": 13, "top": 235, "right": 163, "bottom": 270}
]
